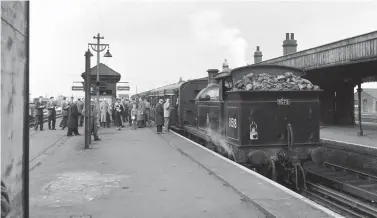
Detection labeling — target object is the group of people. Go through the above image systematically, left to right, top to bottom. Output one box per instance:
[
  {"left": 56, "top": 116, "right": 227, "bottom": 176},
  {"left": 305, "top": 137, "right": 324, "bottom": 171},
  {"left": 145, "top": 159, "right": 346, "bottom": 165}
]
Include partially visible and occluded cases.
[
  {"left": 33, "top": 95, "right": 174, "bottom": 138},
  {"left": 33, "top": 96, "right": 100, "bottom": 140},
  {"left": 102, "top": 97, "right": 152, "bottom": 130}
]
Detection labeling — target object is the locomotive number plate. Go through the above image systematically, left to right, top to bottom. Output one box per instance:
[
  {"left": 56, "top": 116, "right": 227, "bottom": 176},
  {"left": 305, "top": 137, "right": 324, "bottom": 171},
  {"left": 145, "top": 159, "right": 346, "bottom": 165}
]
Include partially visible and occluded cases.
[
  {"left": 277, "top": 98, "right": 290, "bottom": 105},
  {"left": 229, "top": 118, "right": 237, "bottom": 128}
]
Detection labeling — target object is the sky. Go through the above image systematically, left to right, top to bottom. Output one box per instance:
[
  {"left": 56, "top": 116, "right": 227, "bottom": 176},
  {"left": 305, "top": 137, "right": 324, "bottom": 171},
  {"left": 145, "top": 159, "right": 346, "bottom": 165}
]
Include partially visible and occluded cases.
[{"left": 30, "top": 0, "right": 377, "bottom": 98}]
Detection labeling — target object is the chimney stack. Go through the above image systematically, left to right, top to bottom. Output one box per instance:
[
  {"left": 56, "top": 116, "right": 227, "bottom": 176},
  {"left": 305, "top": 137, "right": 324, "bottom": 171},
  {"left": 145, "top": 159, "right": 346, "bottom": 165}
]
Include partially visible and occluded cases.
[
  {"left": 283, "top": 32, "right": 298, "bottom": 55},
  {"left": 254, "top": 46, "right": 263, "bottom": 64},
  {"left": 207, "top": 69, "right": 219, "bottom": 85}
]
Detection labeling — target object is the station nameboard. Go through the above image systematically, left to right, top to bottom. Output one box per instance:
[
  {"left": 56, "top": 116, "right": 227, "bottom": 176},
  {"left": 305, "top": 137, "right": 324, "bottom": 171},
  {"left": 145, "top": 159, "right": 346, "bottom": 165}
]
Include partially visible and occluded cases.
[
  {"left": 72, "top": 86, "right": 84, "bottom": 91},
  {"left": 117, "top": 86, "right": 130, "bottom": 91}
]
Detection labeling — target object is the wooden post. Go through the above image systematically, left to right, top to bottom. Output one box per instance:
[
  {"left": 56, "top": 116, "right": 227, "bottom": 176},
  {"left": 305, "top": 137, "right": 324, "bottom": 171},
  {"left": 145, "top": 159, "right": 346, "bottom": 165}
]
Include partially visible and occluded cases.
[
  {"left": 85, "top": 49, "right": 92, "bottom": 148},
  {"left": 357, "top": 83, "right": 363, "bottom": 136}
]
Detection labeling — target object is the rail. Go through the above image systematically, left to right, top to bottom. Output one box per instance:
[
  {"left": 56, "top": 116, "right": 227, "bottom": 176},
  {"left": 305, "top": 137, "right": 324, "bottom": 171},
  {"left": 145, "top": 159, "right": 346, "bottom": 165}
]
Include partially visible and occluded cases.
[
  {"left": 29, "top": 112, "right": 63, "bottom": 128},
  {"left": 303, "top": 161, "right": 377, "bottom": 218}
]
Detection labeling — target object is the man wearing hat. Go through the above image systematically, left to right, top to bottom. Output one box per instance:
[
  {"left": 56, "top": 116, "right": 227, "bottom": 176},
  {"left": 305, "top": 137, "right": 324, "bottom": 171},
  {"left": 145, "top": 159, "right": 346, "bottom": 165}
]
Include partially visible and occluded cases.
[
  {"left": 34, "top": 96, "right": 45, "bottom": 131},
  {"left": 46, "top": 96, "right": 57, "bottom": 130},
  {"left": 67, "top": 97, "right": 80, "bottom": 136},
  {"left": 76, "top": 98, "right": 84, "bottom": 127},
  {"left": 155, "top": 99, "right": 164, "bottom": 134},
  {"left": 83, "top": 100, "right": 100, "bottom": 141}
]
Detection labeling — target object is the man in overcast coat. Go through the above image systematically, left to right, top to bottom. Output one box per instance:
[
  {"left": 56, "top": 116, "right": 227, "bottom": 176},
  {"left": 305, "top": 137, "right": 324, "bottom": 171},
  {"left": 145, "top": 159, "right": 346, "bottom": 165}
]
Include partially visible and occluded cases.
[{"left": 67, "top": 98, "right": 80, "bottom": 136}]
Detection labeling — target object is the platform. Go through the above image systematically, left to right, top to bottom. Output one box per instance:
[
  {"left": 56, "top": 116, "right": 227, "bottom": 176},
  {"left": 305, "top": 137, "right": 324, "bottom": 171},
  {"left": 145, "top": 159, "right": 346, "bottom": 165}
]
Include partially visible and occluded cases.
[
  {"left": 319, "top": 122, "right": 377, "bottom": 176},
  {"left": 320, "top": 122, "right": 377, "bottom": 148},
  {"left": 28, "top": 124, "right": 342, "bottom": 218}
]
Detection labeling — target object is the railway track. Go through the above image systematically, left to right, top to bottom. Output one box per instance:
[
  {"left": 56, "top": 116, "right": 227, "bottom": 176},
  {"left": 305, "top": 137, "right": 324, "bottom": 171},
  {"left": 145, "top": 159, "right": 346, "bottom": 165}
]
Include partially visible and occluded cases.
[
  {"left": 29, "top": 113, "right": 62, "bottom": 128},
  {"left": 170, "top": 127, "right": 377, "bottom": 217},
  {"left": 303, "top": 161, "right": 377, "bottom": 218}
]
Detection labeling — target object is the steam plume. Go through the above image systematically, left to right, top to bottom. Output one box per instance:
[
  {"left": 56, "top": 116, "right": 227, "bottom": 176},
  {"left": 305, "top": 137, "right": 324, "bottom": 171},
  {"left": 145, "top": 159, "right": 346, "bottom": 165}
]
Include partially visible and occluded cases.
[{"left": 189, "top": 11, "right": 248, "bottom": 67}]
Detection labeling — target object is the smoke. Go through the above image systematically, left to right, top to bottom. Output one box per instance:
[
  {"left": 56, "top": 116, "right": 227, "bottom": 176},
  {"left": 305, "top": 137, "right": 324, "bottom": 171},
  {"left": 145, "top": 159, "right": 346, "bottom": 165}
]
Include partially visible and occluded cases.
[
  {"left": 189, "top": 11, "right": 248, "bottom": 67},
  {"left": 205, "top": 127, "right": 233, "bottom": 157}
]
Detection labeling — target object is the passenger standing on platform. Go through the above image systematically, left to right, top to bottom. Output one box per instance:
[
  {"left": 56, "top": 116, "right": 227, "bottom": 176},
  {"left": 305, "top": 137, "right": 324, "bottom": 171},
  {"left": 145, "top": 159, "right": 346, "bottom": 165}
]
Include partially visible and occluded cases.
[
  {"left": 34, "top": 96, "right": 45, "bottom": 131},
  {"left": 46, "top": 96, "right": 57, "bottom": 130},
  {"left": 60, "top": 97, "right": 69, "bottom": 130},
  {"left": 137, "top": 97, "right": 146, "bottom": 128},
  {"left": 67, "top": 98, "right": 80, "bottom": 136},
  {"left": 76, "top": 98, "right": 84, "bottom": 127},
  {"left": 111, "top": 98, "right": 116, "bottom": 125},
  {"left": 114, "top": 98, "right": 123, "bottom": 130},
  {"left": 121, "top": 98, "right": 128, "bottom": 124},
  {"left": 144, "top": 98, "right": 151, "bottom": 127},
  {"left": 100, "top": 99, "right": 108, "bottom": 127},
  {"left": 107, "top": 99, "right": 113, "bottom": 127},
  {"left": 128, "top": 99, "right": 134, "bottom": 126},
  {"left": 155, "top": 99, "right": 164, "bottom": 134},
  {"left": 164, "top": 99, "right": 171, "bottom": 132},
  {"left": 83, "top": 100, "right": 100, "bottom": 141},
  {"left": 131, "top": 103, "right": 137, "bottom": 130}
]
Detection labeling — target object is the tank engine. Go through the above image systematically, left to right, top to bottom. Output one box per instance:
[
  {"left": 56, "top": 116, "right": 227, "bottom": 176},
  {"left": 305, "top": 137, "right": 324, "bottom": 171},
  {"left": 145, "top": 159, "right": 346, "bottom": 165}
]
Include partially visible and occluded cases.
[{"left": 134, "top": 61, "right": 323, "bottom": 189}]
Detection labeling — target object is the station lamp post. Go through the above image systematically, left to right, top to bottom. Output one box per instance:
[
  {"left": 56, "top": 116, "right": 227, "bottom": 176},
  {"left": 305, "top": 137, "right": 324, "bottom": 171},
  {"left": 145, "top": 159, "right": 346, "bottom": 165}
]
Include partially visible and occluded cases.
[{"left": 88, "top": 33, "right": 112, "bottom": 124}]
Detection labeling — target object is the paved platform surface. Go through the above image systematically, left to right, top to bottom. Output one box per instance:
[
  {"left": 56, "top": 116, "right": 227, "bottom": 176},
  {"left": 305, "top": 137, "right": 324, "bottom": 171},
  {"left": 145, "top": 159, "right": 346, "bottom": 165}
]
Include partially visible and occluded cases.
[
  {"left": 29, "top": 118, "right": 77, "bottom": 171},
  {"left": 320, "top": 122, "right": 377, "bottom": 147},
  {"left": 29, "top": 125, "right": 342, "bottom": 218},
  {"left": 30, "top": 127, "right": 269, "bottom": 218}
]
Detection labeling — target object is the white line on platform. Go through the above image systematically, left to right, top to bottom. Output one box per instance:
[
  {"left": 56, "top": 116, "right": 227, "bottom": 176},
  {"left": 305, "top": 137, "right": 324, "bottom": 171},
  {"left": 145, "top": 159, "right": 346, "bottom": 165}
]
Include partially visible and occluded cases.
[
  {"left": 171, "top": 131, "right": 344, "bottom": 218},
  {"left": 322, "top": 138, "right": 376, "bottom": 149}
]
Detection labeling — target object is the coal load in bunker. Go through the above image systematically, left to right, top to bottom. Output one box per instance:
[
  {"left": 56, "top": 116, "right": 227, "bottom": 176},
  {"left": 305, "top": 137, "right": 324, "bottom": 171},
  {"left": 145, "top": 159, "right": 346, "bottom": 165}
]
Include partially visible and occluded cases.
[
  {"left": 133, "top": 61, "right": 323, "bottom": 190},
  {"left": 233, "top": 72, "right": 320, "bottom": 91}
]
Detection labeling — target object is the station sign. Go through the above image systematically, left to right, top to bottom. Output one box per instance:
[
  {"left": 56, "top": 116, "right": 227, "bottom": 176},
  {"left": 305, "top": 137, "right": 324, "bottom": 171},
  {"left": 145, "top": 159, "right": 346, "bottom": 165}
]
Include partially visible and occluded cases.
[
  {"left": 72, "top": 86, "right": 84, "bottom": 91},
  {"left": 117, "top": 86, "right": 130, "bottom": 91}
]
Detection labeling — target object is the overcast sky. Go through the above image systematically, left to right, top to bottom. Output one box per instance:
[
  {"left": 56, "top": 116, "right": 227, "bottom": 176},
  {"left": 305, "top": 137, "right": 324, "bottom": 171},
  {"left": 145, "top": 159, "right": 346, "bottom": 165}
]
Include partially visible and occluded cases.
[{"left": 30, "top": 0, "right": 377, "bottom": 98}]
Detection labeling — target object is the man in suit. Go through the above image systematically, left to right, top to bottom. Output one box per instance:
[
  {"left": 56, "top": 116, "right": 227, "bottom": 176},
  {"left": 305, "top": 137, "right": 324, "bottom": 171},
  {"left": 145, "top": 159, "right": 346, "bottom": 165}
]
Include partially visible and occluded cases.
[
  {"left": 34, "top": 96, "right": 45, "bottom": 131},
  {"left": 46, "top": 96, "right": 57, "bottom": 130},
  {"left": 60, "top": 97, "right": 69, "bottom": 129},
  {"left": 67, "top": 98, "right": 80, "bottom": 136},
  {"left": 76, "top": 98, "right": 84, "bottom": 127},
  {"left": 155, "top": 99, "right": 164, "bottom": 134},
  {"left": 83, "top": 100, "right": 100, "bottom": 141}
]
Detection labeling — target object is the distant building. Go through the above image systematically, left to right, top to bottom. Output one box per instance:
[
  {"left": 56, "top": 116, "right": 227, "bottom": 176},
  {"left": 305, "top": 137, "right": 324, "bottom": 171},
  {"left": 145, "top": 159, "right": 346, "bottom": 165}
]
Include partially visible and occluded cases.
[{"left": 354, "top": 88, "right": 377, "bottom": 114}]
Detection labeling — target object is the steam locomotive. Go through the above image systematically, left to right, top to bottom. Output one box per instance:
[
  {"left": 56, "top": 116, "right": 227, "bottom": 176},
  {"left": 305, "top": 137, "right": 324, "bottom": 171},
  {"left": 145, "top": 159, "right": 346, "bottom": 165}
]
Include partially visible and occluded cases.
[{"left": 132, "top": 61, "right": 323, "bottom": 189}]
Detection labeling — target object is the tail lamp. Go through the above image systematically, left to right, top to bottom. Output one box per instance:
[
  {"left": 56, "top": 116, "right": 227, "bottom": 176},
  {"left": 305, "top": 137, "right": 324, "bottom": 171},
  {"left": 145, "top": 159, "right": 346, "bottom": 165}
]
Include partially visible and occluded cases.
[{"left": 250, "top": 122, "right": 258, "bottom": 140}]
